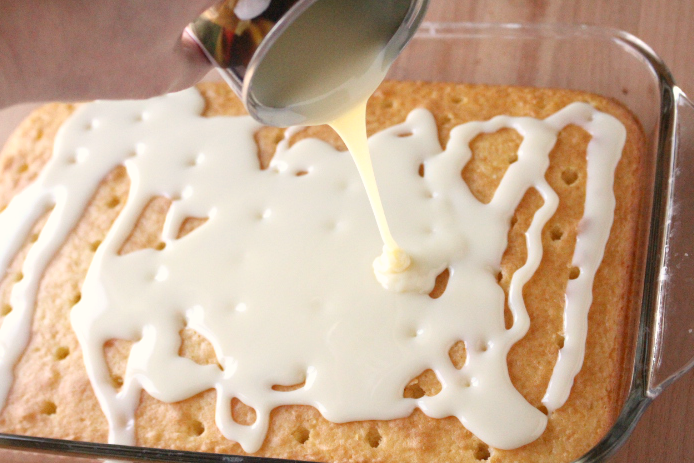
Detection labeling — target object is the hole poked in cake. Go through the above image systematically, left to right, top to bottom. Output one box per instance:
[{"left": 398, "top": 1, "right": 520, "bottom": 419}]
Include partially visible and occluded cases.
[
  {"left": 462, "top": 128, "right": 523, "bottom": 205},
  {"left": 186, "top": 153, "right": 205, "bottom": 167},
  {"left": 418, "top": 163, "right": 425, "bottom": 177},
  {"left": 561, "top": 168, "right": 579, "bottom": 185},
  {"left": 424, "top": 190, "right": 437, "bottom": 200},
  {"left": 106, "top": 197, "right": 121, "bottom": 209},
  {"left": 256, "top": 209, "right": 272, "bottom": 221},
  {"left": 550, "top": 224, "right": 564, "bottom": 241},
  {"left": 569, "top": 266, "right": 581, "bottom": 280},
  {"left": 428, "top": 268, "right": 450, "bottom": 299},
  {"left": 0, "top": 304, "right": 12, "bottom": 316},
  {"left": 405, "top": 327, "right": 424, "bottom": 339},
  {"left": 556, "top": 333, "right": 565, "bottom": 349},
  {"left": 54, "top": 346, "right": 70, "bottom": 361},
  {"left": 403, "top": 369, "right": 442, "bottom": 399},
  {"left": 111, "top": 375, "right": 124, "bottom": 389},
  {"left": 231, "top": 398, "right": 257, "bottom": 426},
  {"left": 40, "top": 400, "right": 57, "bottom": 416},
  {"left": 188, "top": 419, "right": 205, "bottom": 437},
  {"left": 293, "top": 425, "right": 310, "bottom": 444},
  {"left": 365, "top": 427, "right": 382, "bottom": 448},
  {"left": 474, "top": 442, "right": 491, "bottom": 460}
]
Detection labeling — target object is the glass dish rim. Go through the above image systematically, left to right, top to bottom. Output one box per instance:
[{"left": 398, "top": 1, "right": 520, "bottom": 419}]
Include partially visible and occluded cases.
[{"left": 0, "top": 20, "right": 682, "bottom": 463}]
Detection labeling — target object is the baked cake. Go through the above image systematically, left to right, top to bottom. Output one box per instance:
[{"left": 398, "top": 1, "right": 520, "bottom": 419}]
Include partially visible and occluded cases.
[{"left": 0, "top": 81, "right": 645, "bottom": 462}]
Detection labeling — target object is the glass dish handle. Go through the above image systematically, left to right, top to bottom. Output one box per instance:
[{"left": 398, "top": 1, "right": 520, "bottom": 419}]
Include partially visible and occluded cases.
[{"left": 647, "top": 88, "right": 694, "bottom": 397}]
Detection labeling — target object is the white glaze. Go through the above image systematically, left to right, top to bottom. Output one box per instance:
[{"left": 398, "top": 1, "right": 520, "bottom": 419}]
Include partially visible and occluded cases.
[
  {"left": 0, "top": 89, "right": 625, "bottom": 452},
  {"left": 329, "top": 100, "right": 415, "bottom": 291}
]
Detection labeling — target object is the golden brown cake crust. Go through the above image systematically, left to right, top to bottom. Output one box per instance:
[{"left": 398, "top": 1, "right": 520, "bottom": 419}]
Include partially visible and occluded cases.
[{"left": 0, "top": 81, "right": 645, "bottom": 463}]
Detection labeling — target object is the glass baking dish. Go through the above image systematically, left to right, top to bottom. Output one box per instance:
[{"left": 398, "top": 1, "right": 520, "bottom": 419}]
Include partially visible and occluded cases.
[{"left": 0, "top": 21, "right": 691, "bottom": 463}]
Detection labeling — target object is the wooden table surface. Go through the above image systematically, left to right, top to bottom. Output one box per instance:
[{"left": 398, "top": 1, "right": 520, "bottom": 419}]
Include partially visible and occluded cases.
[{"left": 423, "top": 1, "right": 694, "bottom": 462}]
